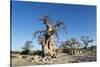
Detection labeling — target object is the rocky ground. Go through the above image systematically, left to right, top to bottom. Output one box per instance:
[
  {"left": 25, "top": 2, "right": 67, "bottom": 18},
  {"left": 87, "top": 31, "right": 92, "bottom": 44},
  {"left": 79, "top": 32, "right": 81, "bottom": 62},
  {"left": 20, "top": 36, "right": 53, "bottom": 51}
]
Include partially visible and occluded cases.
[{"left": 11, "top": 53, "right": 96, "bottom": 67}]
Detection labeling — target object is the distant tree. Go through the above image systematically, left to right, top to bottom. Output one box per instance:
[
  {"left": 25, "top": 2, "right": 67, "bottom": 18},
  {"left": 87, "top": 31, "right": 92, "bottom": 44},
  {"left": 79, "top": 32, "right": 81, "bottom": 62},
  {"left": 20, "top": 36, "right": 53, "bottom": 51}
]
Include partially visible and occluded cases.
[
  {"left": 81, "top": 35, "right": 93, "bottom": 49},
  {"left": 59, "top": 38, "right": 80, "bottom": 54},
  {"left": 59, "top": 38, "right": 80, "bottom": 49},
  {"left": 66, "top": 38, "right": 80, "bottom": 48},
  {"left": 21, "top": 41, "right": 33, "bottom": 55}
]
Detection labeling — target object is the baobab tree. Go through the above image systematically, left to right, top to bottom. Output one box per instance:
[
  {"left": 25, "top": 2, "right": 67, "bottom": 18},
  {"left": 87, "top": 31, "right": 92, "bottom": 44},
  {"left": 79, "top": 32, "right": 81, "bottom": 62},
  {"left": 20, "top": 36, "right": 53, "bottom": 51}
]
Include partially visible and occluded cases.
[
  {"left": 34, "top": 16, "right": 66, "bottom": 57},
  {"left": 81, "top": 35, "right": 93, "bottom": 49}
]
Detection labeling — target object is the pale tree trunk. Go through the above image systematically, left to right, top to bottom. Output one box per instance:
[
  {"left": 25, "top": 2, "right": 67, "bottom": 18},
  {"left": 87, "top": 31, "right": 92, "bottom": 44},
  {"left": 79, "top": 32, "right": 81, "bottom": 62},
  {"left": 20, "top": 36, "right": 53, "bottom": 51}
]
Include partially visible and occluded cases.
[
  {"left": 41, "top": 16, "right": 56, "bottom": 57},
  {"left": 42, "top": 36, "right": 56, "bottom": 57}
]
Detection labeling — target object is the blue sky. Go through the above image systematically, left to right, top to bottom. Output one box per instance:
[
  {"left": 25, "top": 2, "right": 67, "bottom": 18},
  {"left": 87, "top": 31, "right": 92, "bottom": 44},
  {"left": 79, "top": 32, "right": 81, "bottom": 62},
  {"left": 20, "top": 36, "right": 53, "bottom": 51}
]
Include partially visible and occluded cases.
[{"left": 11, "top": 1, "right": 96, "bottom": 51}]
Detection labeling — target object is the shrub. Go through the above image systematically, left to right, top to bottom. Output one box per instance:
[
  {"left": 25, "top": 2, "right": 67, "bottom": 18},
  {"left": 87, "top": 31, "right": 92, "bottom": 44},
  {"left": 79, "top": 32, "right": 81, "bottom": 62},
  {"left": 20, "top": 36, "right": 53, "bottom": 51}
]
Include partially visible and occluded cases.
[
  {"left": 20, "top": 50, "right": 30, "bottom": 55},
  {"left": 33, "top": 50, "right": 43, "bottom": 56}
]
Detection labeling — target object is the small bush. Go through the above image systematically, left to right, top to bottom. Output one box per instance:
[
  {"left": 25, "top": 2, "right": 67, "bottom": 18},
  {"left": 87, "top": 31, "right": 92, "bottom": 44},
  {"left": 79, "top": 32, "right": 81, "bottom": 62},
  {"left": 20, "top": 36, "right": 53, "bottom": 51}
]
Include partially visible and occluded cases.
[
  {"left": 62, "top": 48, "right": 81, "bottom": 55},
  {"left": 62, "top": 48, "right": 72, "bottom": 55},
  {"left": 20, "top": 50, "right": 30, "bottom": 55},
  {"left": 33, "top": 50, "right": 43, "bottom": 56}
]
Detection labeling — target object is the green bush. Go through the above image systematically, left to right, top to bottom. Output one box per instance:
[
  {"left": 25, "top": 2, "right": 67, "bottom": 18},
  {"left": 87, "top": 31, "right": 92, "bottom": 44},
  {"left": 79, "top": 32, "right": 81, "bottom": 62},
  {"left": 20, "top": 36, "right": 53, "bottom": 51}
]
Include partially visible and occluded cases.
[
  {"left": 62, "top": 48, "right": 72, "bottom": 55},
  {"left": 62, "top": 48, "right": 81, "bottom": 55},
  {"left": 20, "top": 50, "right": 30, "bottom": 55},
  {"left": 33, "top": 50, "right": 43, "bottom": 56}
]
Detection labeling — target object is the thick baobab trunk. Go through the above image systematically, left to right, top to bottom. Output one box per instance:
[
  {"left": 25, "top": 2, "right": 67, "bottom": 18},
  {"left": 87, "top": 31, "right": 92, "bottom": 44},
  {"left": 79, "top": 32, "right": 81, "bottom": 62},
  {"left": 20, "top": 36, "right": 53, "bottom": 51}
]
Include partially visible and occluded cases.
[
  {"left": 41, "top": 16, "right": 56, "bottom": 57},
  {"left": 42, "top": 32, "right": 56, "bottom": 57},
  {"left": 41, "top": 42, "right": 56, "bottom": 57}
]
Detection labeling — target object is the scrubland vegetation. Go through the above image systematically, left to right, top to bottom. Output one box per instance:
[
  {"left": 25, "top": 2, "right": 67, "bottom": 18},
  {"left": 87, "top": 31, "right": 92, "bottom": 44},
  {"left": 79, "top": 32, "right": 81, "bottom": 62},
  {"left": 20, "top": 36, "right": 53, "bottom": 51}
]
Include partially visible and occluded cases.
[{"left": 11, "top": 16, "right": 96, "bottom": 66}]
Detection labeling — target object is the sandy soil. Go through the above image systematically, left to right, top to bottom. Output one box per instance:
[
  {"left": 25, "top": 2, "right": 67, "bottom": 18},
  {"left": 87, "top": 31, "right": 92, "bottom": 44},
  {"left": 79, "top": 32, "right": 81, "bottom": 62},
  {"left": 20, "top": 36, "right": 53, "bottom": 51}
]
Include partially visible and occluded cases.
[{"left": 11, "top": 54, "right": 96, "bottom": 67}]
